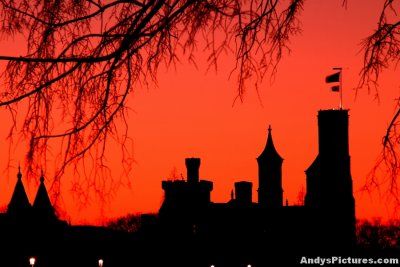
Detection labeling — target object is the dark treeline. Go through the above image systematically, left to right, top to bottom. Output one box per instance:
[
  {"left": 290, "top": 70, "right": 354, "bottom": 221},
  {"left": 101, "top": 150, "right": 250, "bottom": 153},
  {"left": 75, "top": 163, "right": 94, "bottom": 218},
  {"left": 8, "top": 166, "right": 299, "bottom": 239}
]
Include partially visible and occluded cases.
[
  {"left": 106, "top": 214, "right": 400, "bottom": 256},
  {"left": 356, "top": 218, "right": 400, "bottom": 256}
]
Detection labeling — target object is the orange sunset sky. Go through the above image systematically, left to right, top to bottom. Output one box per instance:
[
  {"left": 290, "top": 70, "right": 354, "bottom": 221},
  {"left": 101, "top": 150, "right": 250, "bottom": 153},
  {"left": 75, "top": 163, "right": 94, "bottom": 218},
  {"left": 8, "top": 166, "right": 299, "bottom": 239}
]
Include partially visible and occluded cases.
[{"left": 0, "top": 0, "right": 399, "bottom": 225}]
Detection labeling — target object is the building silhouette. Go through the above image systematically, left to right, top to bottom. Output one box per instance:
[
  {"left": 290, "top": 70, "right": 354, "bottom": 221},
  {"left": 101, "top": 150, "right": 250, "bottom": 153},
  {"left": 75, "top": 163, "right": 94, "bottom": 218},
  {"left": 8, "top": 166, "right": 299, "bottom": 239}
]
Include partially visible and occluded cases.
[
  {"left": 0, "top": 108, "right": 357, "bottom": 267},
  {"left": 158, "top": 109, "right": 356, "bottom": 265},
  {"left": 3, "top": 168, "right": 62, "bottom": 227},
  {"left": 1, "top": 169, "right": 137, "bottom": 267}
]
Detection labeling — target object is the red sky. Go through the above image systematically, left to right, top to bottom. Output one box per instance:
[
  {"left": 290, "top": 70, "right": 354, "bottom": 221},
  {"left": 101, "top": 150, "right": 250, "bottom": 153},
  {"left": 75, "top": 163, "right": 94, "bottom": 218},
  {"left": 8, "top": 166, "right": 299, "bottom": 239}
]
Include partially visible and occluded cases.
[{"left": 0, "top": 0, "right": 399, "bottom": 225}]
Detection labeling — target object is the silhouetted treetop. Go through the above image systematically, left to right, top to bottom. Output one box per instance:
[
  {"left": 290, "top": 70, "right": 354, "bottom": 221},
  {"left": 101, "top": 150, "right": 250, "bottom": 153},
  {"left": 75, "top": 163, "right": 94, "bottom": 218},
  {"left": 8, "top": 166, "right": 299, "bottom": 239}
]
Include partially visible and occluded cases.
[{"left": 105, "top": 213, "right": 142, "bottom": 233}]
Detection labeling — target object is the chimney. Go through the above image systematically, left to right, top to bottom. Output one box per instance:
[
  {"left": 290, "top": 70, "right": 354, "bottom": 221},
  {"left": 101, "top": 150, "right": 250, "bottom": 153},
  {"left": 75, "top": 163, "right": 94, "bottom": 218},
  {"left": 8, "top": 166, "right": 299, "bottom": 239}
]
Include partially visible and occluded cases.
[
  {"left": 185, "top": 158, "right": 200, "bottom": 184},
  {"left": 235, "top": 181, "right": 252, "bottom": 204}
]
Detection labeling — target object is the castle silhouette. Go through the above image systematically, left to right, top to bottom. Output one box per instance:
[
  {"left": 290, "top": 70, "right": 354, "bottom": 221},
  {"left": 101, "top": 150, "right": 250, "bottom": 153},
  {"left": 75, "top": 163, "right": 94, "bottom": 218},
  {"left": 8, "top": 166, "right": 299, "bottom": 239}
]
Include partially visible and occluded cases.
[
  {"left": 0, "top": 109, "right": 356, "bottom": 267},
  {"left": 157, "top": 109, "right": 356, "bottom": 265}
]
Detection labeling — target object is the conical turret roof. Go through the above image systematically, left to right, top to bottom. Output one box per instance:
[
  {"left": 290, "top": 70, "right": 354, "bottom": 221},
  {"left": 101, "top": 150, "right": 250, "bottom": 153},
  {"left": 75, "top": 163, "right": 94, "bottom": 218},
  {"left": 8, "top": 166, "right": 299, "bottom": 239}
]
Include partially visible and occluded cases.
[
  {"left": 257, "top": 125, "right": 283, "bottom": 161},
  {"left": 8, "top": 166, "right": 31, "bottom": 214},
  {"left": 32, "top": 173, "right": 55, "bottom": 218}
]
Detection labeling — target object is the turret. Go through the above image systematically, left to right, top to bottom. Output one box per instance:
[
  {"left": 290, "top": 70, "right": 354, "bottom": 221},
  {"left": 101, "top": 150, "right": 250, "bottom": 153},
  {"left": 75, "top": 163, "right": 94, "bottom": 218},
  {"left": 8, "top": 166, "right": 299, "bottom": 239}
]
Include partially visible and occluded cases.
[
  {"left": 257, "top": 125, "right": 283, "bottom": 208},
  {"left": 159, "top": 158, "right": 213, "bottom": 236},
  {"left": 186, "top": 158, "right": 200, "bottom": 184},
  {"left": 7, "top": 166, "right": 31, "bottom": 216},
  {"left": 32, "top": 173, "right": 57, "bottom": 222}
]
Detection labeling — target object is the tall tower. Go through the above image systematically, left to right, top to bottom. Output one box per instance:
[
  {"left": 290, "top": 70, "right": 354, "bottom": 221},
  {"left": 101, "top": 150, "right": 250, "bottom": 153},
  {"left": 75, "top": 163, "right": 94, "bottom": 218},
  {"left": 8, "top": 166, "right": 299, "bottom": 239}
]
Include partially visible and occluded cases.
[
  {"left": 305, "top": 109, "right": 356, "bottom": 251},
  {"left": 257, "top": 125, "right": 283, "bottom": 208}
]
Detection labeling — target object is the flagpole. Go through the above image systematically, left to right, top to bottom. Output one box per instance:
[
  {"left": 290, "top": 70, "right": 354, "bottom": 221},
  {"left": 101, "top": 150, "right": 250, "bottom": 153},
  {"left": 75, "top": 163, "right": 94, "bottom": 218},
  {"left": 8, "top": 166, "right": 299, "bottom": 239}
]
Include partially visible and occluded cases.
[{"left": 333, "top": 67, "right": 343, "bottom": 109}]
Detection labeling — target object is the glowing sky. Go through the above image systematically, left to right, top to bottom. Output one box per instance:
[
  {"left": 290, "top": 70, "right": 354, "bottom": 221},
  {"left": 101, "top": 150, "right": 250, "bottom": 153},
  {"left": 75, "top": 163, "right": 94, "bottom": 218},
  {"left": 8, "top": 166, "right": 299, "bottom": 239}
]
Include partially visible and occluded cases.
[{"left": 0, "top": 0, "right": 399, "bottom": 225}]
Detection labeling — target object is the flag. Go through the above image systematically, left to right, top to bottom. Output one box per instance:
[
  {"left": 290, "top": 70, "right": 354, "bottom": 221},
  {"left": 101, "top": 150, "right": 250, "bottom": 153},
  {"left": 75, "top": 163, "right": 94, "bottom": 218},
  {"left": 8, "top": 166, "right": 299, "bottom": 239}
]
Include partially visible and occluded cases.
[
  {"left": 325, "top": 72, "right": 340, "bottom": 83},
  {"left": 331, "top": 85, "right": 340, "bottom": 92}
]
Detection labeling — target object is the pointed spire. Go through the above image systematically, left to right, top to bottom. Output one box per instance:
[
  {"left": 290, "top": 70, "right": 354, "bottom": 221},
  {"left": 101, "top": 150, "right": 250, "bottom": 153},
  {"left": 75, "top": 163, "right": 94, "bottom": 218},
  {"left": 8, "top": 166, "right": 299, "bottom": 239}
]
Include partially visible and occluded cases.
[
  {"left": 257, "top": 125, "right": 283, "bottom": 161},
  {"left": 257, "top": 125, "right": 284, "bottom": 207},
  {"left": 17, "top": 164, "right": 22, "bottom": 180},
  {"left": 8, "top": 166, "right": 31, "bottom": 215},
  {"left": 33, "top": 172, "right": 56, "bottom": 220}
]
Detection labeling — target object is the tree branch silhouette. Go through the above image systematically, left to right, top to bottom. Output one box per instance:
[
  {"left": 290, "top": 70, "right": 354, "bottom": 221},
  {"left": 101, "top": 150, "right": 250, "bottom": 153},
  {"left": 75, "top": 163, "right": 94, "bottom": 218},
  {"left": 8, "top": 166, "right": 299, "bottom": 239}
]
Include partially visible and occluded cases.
[
  {"left": 0, "top": 0, "right": 304, "bottom": 207},
  {"left": 2, "top": 0, "right": 400, "bottom": 213},
  {"left": 360, "top": 0, "right": 400, "bottom": 206}
]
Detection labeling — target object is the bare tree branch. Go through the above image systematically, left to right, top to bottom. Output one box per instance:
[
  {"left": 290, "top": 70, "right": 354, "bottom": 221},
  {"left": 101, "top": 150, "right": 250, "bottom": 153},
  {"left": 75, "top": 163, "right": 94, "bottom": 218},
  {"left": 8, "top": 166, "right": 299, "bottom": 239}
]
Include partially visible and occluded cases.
[
  {"left": 0, "top": 0, "right": 304, "bottom": 209},
  {"left": 360, "top": 0, "right": 400, "bottom": 205}
]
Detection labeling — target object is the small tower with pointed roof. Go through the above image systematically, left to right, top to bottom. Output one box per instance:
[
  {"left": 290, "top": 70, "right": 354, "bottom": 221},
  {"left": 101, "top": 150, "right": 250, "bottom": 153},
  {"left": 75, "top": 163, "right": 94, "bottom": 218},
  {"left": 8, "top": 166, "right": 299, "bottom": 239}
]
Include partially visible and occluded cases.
[
  {"left": 257, "top": 125, "right": 283, "bottom": 208},
  {"left": 7, "top": 166, "right": 31, "bottom": 216},
  {"left": 32, "top": 172, "right": 56, "bottom": 222}
]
